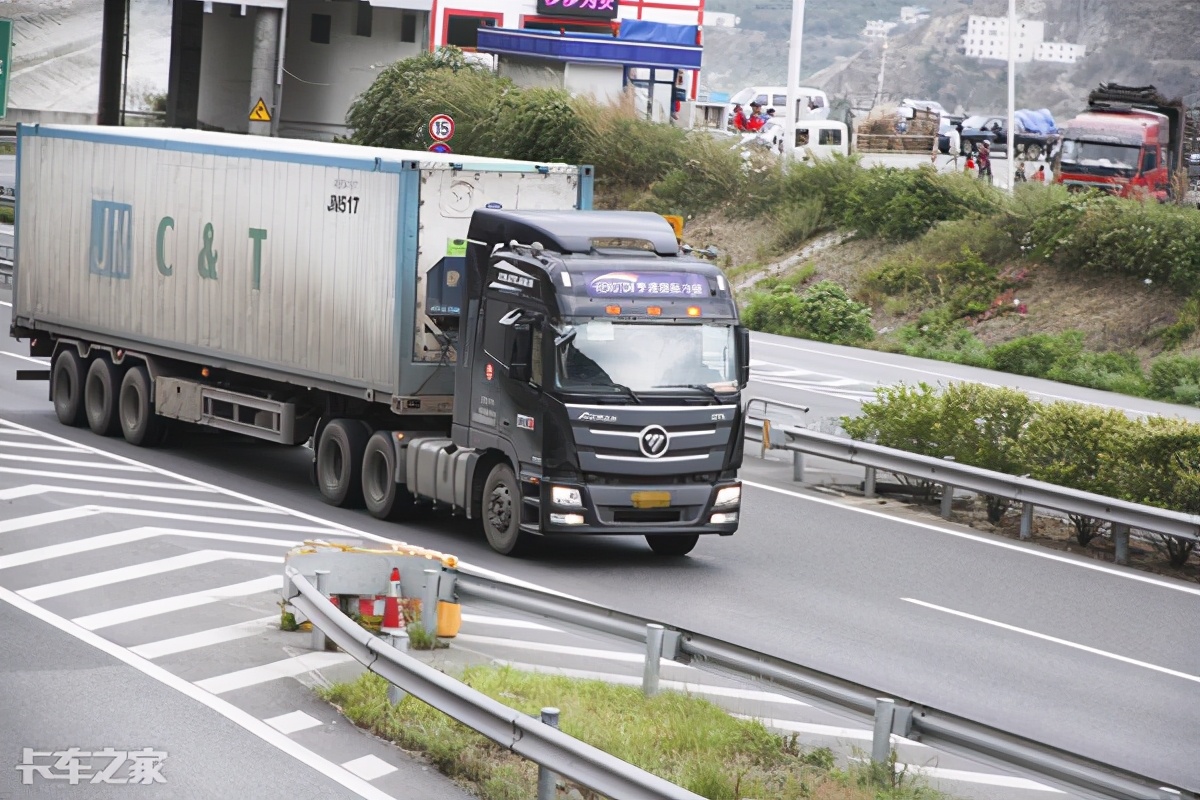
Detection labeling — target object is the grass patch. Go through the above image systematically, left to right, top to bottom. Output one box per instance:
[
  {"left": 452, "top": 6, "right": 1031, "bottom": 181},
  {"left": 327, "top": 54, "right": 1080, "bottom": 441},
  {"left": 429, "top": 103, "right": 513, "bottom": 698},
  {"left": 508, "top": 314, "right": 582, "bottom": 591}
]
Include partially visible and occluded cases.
[{"left": 321, "top": 666, "right": 948, "bottom": 800}]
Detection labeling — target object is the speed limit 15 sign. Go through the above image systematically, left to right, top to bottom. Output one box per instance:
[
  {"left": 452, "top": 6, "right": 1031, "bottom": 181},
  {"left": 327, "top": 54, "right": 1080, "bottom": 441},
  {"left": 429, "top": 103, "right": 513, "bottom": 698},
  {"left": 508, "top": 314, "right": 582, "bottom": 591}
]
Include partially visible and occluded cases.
[{"left": 429, "top": 114, "right": 455, "bottom": 142}]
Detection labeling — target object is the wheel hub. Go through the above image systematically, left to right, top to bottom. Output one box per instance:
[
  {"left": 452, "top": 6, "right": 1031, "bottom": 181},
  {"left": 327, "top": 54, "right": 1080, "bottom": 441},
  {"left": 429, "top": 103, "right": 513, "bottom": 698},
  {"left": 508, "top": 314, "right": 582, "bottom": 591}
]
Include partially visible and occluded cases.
[{"left": 488, "top": 485, "right": 512, "bottom": 531}]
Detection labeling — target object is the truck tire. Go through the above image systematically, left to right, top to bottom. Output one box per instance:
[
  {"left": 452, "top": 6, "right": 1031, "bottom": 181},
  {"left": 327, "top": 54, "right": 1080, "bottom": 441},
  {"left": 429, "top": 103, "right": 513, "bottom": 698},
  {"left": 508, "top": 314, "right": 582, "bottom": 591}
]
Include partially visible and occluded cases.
[
  {"left": 1025, "top": 142, "right": 1043, "bottom": 161},
  {"left": 52, "top": 350, "right": 87, "bottom": 427},
  {"left": 84, "top": 357, "right": 124, "bottom": 437},
  {"left": 118, "top": 365, "right": 166, "bottom": 447},
  {"left": 316, "top": 419, "right": 369, "bottom": 508},
  {"left": 362, "top": 431, "right": 417, "bottom": 521},
  {"left": 482, "top": 463, "right": 529, "bottom": 556},
  {"left": 645, "top": 534, "right": 700, "bottom": 556}
]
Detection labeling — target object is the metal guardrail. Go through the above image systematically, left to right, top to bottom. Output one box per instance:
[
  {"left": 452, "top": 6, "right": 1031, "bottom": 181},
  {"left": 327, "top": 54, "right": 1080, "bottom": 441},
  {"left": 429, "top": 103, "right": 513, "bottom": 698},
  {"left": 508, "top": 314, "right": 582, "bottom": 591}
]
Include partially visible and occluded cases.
[
  {"left": 760, "top": 423, "right": 1200, "bottom": 544},
  {"left": 284, "top": 566, "right": 704, "bottom": 800},
  {"left": 452, "top": 572, "right": 1187, "bottom": 800}
]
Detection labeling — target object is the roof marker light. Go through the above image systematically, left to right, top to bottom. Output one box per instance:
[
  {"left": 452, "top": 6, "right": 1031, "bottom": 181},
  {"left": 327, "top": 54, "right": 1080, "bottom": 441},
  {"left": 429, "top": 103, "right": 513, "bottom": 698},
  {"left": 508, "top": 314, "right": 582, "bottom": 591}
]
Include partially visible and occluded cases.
[
  {"left": 606, "top": 305, "right": 621, "bottom": 315},
  {"left": 647, "top": 306, "right": 662, "bottom": 316},
  {"left": 687, "top": 306, "right": 702, "bottom": 317}
]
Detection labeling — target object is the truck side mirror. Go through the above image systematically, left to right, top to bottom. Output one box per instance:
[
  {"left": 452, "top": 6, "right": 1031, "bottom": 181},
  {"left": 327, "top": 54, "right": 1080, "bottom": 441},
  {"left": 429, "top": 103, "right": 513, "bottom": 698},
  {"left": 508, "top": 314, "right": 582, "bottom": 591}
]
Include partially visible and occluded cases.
[
  {"left": 509, "top": 322, "right": 533, "bottom": 384},
  {"left": 736, "top": 325, "right": 751, "bottom": 387}
]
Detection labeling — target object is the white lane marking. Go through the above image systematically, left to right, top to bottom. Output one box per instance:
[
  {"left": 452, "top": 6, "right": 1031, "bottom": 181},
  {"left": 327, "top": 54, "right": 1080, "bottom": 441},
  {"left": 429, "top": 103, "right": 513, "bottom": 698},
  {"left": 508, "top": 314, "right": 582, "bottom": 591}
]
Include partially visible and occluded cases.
[
  {"left": 0, "top": 300, "right": 11, "bottom": 307},
  {"left": 749, "top": 337, "right": 1168, "bottom": 416},
  {"left": 0, "top": 350, "right": 48, "bottom": 365},
  {"left": 0, "top": 418, "right": 403, "bottom": 546},
  {"left": 0, "top": 428, "right": 38, "bottom": 436},
  {"left": 0, "top": 441, "right": 88, "bottom": 452},
  {"left": 0, "top": 453, "right": 151, "bottom": 470},
  {"left": 0, "top": 466, "right": 215, "bottom": 490},
  {"left": 742, "top": 480, "right": 1200, "bottom": 599},
  {"left": 0, "top": 485, "right": 284, "bottom": 512},
  {"left": 0, "top": 506, "right": 102, "bottom": 534},
  {"left": 0, "top": 528, "right": 296, "bottom": 570},
  {"left": 19, "top": 550, "right": 284, "bottom": 601},
  {"left": 458, "top": 563, "right": 588, "bottom": 602},
  {"left": 73, "top": 575, "right": 282, "bottom": 631},
  {"left": 0, "top": 586, "right": 401, "bottom": 800},
  {"left": 904, "top": 598, "right": 1200, "bottom": 685},
  {"left": 460, "top": 612, "right": 560, "bottom": 632},
  {"left": 130, "top": 617, "right": 278, "bottom": 659},
  {"left": 454, "top": 632, "right": 695, "bottom": 667},
  {"left": 195, "top": 652, "right": 355, "bottom": 694},
  {"left": 497, "top": 660, "right": 810, "bottom": 706},
  {"left": 263, "top": 710, "right": 324, "bottom": 735},
  {"left": 731, "top": 714, "right": 930, "bottom": 748},
  {"left": 341, "top": 755, "right": 398, "bottom": 782},
  {"left": 888, "top": 762, "right": 1065, "bottom": 793}
]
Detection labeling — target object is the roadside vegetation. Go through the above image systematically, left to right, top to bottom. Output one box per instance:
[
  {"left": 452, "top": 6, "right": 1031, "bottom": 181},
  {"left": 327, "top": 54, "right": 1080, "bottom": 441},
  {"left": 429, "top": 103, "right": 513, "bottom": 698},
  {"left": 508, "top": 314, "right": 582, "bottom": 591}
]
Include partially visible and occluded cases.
[{"left": 322, "top": 666, "right": 947, "bottom": 800}]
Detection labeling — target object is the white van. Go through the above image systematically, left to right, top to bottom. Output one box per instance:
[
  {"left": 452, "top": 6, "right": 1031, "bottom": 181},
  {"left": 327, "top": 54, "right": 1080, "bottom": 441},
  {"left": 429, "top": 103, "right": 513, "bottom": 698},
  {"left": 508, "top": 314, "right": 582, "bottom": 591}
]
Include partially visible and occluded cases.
[
  {"left": 728, "top": 86, "right": 830, "bottom": 125},
  {"left": 792, "top": 121, "right": 849, "bottom": 161}
]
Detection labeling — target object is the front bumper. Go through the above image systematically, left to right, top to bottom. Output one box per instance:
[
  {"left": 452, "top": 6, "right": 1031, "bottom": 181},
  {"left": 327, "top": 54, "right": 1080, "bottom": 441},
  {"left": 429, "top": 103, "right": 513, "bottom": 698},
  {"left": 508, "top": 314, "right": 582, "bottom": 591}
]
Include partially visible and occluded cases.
[{"left": 533, "top": 479, "right": 741, "bottom": 536}]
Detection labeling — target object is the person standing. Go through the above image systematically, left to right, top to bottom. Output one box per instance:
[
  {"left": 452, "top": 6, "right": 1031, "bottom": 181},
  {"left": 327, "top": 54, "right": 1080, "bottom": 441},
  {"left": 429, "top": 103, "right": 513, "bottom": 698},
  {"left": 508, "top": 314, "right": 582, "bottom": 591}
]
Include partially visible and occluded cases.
[
  {"left": 731, "top": 104, "right": 749, "bottom": 132},
  {"left": 947, "top": 124, "right": 962, "bottom": 169},
  {"left": 977, "top": 140, "right": 993, "bottom": 184},
  {"left": 1032, "top": 164, "right": 1047, "bottom": 183}
]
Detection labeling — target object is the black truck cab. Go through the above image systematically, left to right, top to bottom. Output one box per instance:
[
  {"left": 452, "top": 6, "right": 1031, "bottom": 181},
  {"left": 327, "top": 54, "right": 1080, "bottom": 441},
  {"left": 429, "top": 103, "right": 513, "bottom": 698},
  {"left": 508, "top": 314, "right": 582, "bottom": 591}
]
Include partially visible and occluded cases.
[{"left": 450, "top": 209, "right": 748, "bottom": 556}]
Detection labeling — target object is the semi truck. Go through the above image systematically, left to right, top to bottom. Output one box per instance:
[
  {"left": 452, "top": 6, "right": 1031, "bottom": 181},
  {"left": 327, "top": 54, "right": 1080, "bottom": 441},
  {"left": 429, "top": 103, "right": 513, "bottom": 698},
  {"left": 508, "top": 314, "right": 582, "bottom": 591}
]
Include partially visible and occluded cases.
[
  {"left": 1054, "top": 83, "right": 1187, "bottom": 200},
  {"left": 9, "top": 125, "right": 748, "bottom": 556}
]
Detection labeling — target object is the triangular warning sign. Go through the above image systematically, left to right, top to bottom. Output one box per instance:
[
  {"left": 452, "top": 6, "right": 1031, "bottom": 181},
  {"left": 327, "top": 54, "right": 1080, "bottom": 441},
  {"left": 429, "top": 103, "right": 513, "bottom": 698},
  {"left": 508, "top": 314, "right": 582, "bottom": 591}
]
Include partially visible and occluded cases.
[{"left": 249, "top": 98, "right": 271, "bottom": 122}]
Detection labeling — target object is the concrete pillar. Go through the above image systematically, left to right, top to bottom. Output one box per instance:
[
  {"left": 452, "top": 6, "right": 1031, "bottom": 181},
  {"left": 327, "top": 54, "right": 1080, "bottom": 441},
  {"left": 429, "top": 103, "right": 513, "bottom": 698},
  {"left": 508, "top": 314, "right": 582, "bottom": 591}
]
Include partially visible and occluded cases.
[
  {"left": 98, "top": 0, "right": 128, "bottom": 125},
  {"left": 167, "top": 0, "right": 204, "bottom": 129},
  {"left": 249, "top": 7, "right": 283, "bottom": 137}
]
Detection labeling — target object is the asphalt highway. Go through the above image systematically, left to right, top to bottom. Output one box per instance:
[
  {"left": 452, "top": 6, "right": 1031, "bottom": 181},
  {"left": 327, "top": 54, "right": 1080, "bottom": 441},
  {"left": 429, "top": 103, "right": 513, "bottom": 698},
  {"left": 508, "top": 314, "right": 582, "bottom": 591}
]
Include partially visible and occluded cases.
[{"left": 2, "top": 298, "right": 1198, "bottom": 793}]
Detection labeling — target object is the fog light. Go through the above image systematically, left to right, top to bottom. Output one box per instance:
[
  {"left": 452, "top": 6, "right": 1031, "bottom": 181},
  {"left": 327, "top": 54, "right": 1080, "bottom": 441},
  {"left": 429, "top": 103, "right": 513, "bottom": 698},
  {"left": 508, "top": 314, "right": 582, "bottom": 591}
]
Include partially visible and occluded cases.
[
  {"left": 714, "top": 485, "right": 741, "bottom": 507},
  {"left": 551, "top": 486, "right": 583, "bottom": 507},
  {"left": 710, "top": 512, "right": 738, "bottom": 524},
  {"left": 550, "top": 513, "right": 585, "bottom": 526}
]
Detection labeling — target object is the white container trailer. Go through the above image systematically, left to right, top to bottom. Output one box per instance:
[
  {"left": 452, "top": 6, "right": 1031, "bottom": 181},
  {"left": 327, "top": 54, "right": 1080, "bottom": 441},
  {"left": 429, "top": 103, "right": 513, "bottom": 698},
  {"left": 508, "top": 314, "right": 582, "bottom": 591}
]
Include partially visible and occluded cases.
[{"left": 12, "top": 125, "right": 591, "bottom": 420}]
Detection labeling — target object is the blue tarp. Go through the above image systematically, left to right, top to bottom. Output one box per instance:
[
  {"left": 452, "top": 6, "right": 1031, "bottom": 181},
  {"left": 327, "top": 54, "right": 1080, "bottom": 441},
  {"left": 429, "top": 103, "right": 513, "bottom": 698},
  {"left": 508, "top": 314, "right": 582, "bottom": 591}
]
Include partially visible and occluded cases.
[
  {"left": 617, "top": 20, "right": 698, "bottom": 46},
  {"left": 476, "top": 28, "right": 702, "bottom": 71},
  {"left": 1015, "top": 108, "right": 1058, "bottom": 134}
]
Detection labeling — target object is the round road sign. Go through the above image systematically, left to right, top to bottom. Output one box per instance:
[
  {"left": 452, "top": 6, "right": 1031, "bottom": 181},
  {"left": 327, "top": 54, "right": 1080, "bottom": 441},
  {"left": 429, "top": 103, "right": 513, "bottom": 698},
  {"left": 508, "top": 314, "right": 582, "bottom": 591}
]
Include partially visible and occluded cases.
[
  {"left": 429, "top": 114, "right": 455, "bottom": 142},
  {"left": 428, "top": 142, "right": 453, "bottom": 154}
]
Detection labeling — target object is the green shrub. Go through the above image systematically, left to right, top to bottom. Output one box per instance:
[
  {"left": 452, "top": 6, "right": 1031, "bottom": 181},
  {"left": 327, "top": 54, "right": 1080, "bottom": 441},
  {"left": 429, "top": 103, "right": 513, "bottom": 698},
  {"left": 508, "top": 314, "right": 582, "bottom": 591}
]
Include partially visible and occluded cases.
[
  {"left": 490, "top": 87, "right": 587, "bottom": 165},
  {"left": 841, "top": 167, "right": 1000, "bottom": 242},
  {"left": 772, "top": 198, "right": 829, "bottom": 252},
  {"left": 743, "top": 281, "right": 874, "bottom": 345},
  {"left": 887, "top": 322, "right": 992, "bottom": 367},
  {"left": 987, "top": 331, "right": 1085, "bottom": 378},
  {"left": 1046, "top": 350, "right": 1147, "bottom": 396},
  {"left": 1148, "top": 354, "right": 1200, "bottom": 403}
]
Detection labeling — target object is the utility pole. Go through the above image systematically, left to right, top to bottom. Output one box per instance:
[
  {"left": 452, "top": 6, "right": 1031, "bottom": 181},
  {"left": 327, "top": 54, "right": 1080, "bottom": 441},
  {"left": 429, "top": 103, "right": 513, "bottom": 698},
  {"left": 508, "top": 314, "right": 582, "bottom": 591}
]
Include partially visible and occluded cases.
[
  {"left": 784, "top": 0, "right": 806, "bottom": 160},
  {"left": 1006, "top": 0, "right": 1016, "bottom": 190}
]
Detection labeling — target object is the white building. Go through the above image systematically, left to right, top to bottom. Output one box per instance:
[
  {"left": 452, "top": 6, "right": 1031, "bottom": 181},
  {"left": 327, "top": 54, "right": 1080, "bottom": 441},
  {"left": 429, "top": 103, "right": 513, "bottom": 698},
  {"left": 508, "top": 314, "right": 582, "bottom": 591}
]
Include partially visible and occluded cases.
[
  {"left": 900, "top": 6, "right": 930, "bottom": 24},
  {"left": 960, "top": 14, "right": 1085, "bottom": 65},
  {"left": 863, "top": 20, "right": 898, "bottom": 39},
  {"left": 1035, "top": 41, "right": 1086, "bottom": 63}
]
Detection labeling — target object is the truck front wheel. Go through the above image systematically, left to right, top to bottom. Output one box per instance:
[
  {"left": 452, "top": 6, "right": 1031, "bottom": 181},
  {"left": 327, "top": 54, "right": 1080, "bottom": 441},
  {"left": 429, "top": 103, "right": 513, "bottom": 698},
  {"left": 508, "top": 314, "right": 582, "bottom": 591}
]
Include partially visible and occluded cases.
[
  {"left": 52, "top": 350, "right": 87, "bottom": 427},
  {"left": 84, "top": 357, "right": 124, "bottom": 437},
  {"left": 316, "top": 419, "right": 369, "bottom": 508},
  {"left": 362, "top": 431, "right": 417, "bottom": 521},
  {"left": 482, "top": 463, "right": 529, "bottom": 556},
  {"left": 645, "top": 534, "right": 699, "bottom": 556}
]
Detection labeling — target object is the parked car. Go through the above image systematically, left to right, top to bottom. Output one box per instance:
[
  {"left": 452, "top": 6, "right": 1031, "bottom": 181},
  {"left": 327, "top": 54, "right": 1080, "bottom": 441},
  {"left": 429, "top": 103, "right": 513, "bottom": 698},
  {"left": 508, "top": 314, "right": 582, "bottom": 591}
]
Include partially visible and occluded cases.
[
  {"left": 727, "top": 86, "right": 830, "bottom": 126},
  {"left": 958, "top": 113, "right": 1058, "bottom": 160}
]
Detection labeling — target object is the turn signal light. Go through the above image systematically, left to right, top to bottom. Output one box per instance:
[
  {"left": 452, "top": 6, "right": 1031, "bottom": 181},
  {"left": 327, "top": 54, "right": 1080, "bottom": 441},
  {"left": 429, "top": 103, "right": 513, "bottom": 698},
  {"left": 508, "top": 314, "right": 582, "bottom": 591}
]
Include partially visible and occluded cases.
[
  {"left": 605, "top": 305, "right": 621, "bottom": 315},
  {"left": 647, "top": 306, "right": 662, "bottom": 316},
  {"left": 687, "top": 306, "right": 701, "bottom": 317},
  {"left": 200, "top": 367, "right": 210, "bottom": 377}
]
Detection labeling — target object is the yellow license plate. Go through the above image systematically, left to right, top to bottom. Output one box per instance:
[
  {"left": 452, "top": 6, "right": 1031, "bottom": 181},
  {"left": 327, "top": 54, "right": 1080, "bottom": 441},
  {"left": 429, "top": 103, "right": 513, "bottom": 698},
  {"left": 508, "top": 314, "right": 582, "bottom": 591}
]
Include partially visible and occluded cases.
[{"left": 631, "top": 491, "right": 671, "bottom": 509}]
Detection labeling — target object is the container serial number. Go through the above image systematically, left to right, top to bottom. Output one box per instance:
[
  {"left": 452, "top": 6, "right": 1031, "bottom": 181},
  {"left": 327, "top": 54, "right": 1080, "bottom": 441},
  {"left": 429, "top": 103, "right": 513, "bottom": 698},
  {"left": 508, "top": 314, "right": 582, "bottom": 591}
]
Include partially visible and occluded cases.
[{"left": 327, "top": 195, "right": 360, "bottom": 214}]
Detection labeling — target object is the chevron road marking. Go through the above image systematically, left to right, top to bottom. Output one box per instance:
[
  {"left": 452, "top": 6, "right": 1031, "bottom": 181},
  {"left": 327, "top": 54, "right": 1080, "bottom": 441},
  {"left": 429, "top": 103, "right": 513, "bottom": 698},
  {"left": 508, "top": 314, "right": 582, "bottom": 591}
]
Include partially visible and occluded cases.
[
  {"left": 0, "top": 453, "right": 151, "bottom": 470},
  {"left": 0, "top": 466, "right": 216, "bottom": 490},
  {"left": 0, "top": 484, "right": 282, "bottom": 511},
  {"left": 0, "top": 529, "right": 298, "bottom": 570},
  {"left": 73, "top": 575, "right": 283, "bottom": 631},
  {"left": 131, "top": 617, "right": 279, "bottom": 659},
  {"left": 196, "top": 652, "right": 356, "bottom": 694}
]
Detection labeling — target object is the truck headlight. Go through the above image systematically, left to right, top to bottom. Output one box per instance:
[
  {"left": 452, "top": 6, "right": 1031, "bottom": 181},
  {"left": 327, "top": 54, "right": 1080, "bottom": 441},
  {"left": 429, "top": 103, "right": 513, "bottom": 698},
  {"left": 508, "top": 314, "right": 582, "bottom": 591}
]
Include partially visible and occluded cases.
[
  {"left": 714, "top": 485, "right": 741, "bottom": 507},
  {"left": 551, "top": 486, "right": 583, "bottom": 507},
  {"left": 710, "top": 512, "right": 738, "bottom": 524},
  {"left": 550, "top": 513, "right": 585, "bottom": 526}
]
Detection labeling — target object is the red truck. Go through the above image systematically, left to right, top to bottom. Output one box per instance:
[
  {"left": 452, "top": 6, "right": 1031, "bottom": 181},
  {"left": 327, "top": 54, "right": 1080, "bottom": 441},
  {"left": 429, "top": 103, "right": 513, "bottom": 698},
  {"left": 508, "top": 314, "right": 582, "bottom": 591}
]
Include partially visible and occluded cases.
[{"left": 1054, "top": 83, "right": 1187, "bottom": 201}]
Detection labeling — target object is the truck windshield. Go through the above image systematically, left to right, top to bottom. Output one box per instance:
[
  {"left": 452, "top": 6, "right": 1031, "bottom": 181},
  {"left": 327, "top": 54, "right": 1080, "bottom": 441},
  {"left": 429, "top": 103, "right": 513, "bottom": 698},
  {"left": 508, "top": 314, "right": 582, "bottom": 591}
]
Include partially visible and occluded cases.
[
  {"left": 1059, "top": 140, "right": 1139, "bottom": 176},
  {"left": 556, "top": 321, "right": 737, "bottom": 394}
]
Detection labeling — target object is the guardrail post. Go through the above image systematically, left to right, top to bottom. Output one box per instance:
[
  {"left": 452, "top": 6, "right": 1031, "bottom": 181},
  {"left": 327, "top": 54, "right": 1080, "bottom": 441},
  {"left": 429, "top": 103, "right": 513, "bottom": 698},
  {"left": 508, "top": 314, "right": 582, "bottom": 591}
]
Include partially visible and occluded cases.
[
  {"left": 761, "top": 418, "right": 771, "bottom": 458},
  {"left": 792, "top": 450, "right": 804, "bottom": 483},
  {"left": 939, "top": 457, "right": 955, "bottom": 519},
  {"left": 863, "top": 467, "right": 876, "bottom": 498},
  {"left": 1020, "top": 502, "right": 1034, "bottom": 540},
  {"left": 1113, "top": 523, "right": 1130, "bottom": 566},
  {"left": 422, "top": 569, "right": 440, "bottom": 639},
  {"left": 311, "top": 570, "right": 330, "bottom": 652},
  {"left": 643, "top": 623, "right": 664, "bottom": 697},
  {"left": 386, "top": 633, "right": 409, "bottom": 705},
  {"left": 872, "top": 697, "right": 896, "bottom": 765},
  {"left": 537, "top": 708, "right": 560, "bottom": 800}
]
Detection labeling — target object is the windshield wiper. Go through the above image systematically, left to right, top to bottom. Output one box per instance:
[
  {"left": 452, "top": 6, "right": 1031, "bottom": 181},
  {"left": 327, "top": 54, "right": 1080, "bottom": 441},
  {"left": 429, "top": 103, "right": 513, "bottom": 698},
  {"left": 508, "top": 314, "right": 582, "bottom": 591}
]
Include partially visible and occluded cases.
[
  {"left": 610, "top": 382, "right": 643, "bottom": 404},
  {"left": 654, "top": 383, "right": 726, "bottom": 399}
]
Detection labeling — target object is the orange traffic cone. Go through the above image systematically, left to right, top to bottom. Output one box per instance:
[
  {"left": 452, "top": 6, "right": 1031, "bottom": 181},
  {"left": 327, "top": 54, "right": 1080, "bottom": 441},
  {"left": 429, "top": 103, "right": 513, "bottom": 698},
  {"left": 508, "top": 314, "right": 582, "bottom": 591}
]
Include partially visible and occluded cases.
[{"left": 382, "top": 567, "right": 402, "bottom": 631}]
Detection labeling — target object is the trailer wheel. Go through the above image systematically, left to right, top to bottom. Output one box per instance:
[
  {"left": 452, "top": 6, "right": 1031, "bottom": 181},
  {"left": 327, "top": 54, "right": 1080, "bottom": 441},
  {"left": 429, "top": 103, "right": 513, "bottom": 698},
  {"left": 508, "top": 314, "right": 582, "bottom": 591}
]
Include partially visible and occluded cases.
[
  {"left": 1025, "top": 142, "right": 1043, "bottom": 161},
  {"left": 51, "top": 350, "right": 87, "bottom": 427},
  {"left": 84, "top": 357, "right": 124, "bottom": 437},
  {"left": 118, "top": 365, "right": 166, "bottom": 447},
  {"left": 316, "top": 419, "right": 369, "bottom": 508},
  {"left": 362, "top": 431, "right": 417, "bottom": 521},
  {"left": 482, "top": 463, "right": 529, "bottom": 556},
  {"left": 645, "top": 534, "right": 699, "bottom": 556}
]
